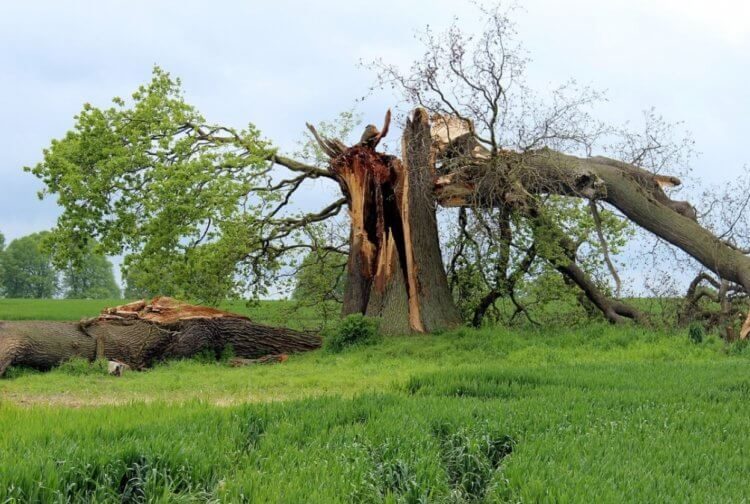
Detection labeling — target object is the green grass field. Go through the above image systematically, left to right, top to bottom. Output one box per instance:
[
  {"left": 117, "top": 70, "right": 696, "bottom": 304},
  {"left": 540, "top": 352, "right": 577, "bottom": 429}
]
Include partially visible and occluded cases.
[{"left": 2, "top": 300, "right": 750, "bottom": 502}]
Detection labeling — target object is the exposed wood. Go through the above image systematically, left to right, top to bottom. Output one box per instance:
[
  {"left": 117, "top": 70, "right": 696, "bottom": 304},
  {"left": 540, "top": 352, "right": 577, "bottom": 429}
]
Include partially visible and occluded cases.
[
  {"left": 311, "top": 109, "right": 461, "bottom": 334},
  {"left": 741, "top": 312, "right": 750, "bottom": 340},
  {"left": 108, "top": 360, "right": 130, "bottom": 376}
]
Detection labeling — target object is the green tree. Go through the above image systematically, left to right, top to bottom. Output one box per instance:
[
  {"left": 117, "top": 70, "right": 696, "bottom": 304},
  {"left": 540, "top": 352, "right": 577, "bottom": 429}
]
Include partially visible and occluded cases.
[
  {"left": 28, "top": 66, "right": 340, "bottom": 304},
  {"left": 0, "top": 231, "right": 5, "bottom": 297},
  {"left": 0, "top": 232, "right": 58, "bottom": 298},
  {"left": 62, "top": 244, "right": 120, "bottom": 299},
  {"left": 122, "top": 270, "right": 155, "bottom": 300}
]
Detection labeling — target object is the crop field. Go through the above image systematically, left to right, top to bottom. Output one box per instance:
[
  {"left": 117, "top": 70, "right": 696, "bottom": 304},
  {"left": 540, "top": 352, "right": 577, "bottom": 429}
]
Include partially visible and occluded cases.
[{"left": 2, "top": 300, "right": 750, "bottom": 502}]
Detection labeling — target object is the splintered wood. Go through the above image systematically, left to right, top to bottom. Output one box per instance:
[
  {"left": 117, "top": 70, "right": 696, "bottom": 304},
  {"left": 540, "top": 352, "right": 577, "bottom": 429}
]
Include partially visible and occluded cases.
[
  {"left": 308, "top": 108, "right": 461, "bottom": 334},
  {"left": 326, "top": 116, "right": 425, "bottom": 332},
  {"left": 97, "top": 297, "right": 248, "bottom": 324}
]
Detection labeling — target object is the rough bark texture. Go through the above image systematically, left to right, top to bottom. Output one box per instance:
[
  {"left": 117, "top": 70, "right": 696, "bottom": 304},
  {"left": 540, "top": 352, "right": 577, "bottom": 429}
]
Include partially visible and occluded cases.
[
  {"left": 313, "top": 110, "right": 461, "bottom": 334},
  {"left": 400, "top": 110, "right": 463, "bottom": 332},
  {"left": 0, "top": 298, "right": 321, "bottom": 376}
]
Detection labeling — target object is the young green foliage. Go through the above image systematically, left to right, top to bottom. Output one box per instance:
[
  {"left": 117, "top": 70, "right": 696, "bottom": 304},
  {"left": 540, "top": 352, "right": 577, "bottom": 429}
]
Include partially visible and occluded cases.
[{"left": 28, "top": 67, "right": 286, "bottom": 302}]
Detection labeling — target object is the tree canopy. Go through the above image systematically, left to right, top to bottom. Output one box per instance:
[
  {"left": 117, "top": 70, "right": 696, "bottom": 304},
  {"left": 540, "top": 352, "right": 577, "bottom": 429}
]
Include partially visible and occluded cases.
[{"left": 29, "top": 67, "right": 340, "bottom": 303}]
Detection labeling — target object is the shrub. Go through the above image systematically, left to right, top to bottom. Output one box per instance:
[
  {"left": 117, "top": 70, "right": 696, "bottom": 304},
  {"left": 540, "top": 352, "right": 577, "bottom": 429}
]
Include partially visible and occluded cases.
[
  {"left": 324, "top": 314, "right": 380, "bottom": 353},
  {"left": 688, "top": 322, "right": 704, "bottom": 344},
  {"left": 189, "top": 344, "right": 236, "bottom": 365},
  {"left": 192, "top": 349, "right": 219, "bottom": 364},
  {"left": 1, "top": 366, "right": 41, "bottom": 380}
]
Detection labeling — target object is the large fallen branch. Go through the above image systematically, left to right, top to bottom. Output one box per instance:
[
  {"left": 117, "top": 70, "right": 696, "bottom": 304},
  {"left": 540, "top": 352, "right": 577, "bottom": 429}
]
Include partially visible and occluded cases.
[
  {"left": 433, "top": 114, "right": 750, "bottom": 306},
  {"left": 0, "top": 297, "right": 321, "bottom": 376}
]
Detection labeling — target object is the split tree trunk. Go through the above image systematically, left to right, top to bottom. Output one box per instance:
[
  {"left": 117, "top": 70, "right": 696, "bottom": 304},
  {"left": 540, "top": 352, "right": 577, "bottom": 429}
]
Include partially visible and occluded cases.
[
  {"left": 312, "top": 110, "right": 461, "bottom": 334},
  {"left": 0, "top": 298, "right": 321, "bottom": 376}
]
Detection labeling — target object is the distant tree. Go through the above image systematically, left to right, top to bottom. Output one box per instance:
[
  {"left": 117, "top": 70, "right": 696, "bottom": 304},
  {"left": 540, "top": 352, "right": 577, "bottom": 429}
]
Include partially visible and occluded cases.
[
  {"left": 0, "top": 231, "right": 5, "bottom": 297},
  {"left": 0, "top": 232, "right": 58, "bottom": 298},
  {"left": 62, "top": 244, "right": 120, "bottom": 299},
  {"left": 292, "top": 249, "right": 346, "bottom": 303}
]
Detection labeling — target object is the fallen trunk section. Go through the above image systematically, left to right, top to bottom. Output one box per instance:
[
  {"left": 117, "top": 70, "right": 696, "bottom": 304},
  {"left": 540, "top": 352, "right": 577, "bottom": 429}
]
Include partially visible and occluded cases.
[
  {"left": 437, "top": 146, "right": 750, "bottom": 296},
  {"left": 0, "top": 297, "right": 321, "bottom": 376}
]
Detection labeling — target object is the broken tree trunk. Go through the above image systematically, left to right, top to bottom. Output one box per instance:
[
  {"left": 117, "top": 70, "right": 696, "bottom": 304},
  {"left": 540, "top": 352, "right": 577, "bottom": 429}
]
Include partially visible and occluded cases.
[
  {"left": 310, "top": 110, "right": 461, "bottom": 334},
  {"left": 0, "top": 297, "right": 321, "bottom": 376}
]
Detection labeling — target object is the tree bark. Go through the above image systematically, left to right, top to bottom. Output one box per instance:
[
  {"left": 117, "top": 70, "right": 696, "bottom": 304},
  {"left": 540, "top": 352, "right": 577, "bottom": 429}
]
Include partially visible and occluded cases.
[{"left": 0, "top": 298, "right": 320, "bottom": 376}]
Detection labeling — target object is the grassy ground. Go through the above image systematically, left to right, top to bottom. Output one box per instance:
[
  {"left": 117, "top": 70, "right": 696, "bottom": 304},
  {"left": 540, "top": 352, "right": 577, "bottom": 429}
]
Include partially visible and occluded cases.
[{"left": 2, "top": 300, "right": 750, "bottom": 502}]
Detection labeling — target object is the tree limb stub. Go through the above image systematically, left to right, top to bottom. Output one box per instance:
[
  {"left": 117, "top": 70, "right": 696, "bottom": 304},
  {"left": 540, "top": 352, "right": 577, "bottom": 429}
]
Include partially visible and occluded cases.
[{"left": 0, "top": 297, "right": 321, "bottom": 376}]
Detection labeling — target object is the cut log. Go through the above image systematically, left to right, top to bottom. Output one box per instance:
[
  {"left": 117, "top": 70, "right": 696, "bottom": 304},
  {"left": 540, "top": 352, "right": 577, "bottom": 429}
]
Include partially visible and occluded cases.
[{"left": 0, "top": 297, "right": 321, "bottom": 376}]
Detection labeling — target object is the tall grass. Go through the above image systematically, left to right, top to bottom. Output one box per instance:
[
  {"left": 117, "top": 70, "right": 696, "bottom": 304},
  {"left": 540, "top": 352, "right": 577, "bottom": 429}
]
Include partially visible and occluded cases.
[{"left": 4, "top": 356, "right": 750, "bottom": 501}]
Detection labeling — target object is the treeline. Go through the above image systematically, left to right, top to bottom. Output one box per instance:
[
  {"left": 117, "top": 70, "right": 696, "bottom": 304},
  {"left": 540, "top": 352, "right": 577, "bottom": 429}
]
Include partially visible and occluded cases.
[{"left": 0, "top": 231, "right": 120, "bottom": 299}]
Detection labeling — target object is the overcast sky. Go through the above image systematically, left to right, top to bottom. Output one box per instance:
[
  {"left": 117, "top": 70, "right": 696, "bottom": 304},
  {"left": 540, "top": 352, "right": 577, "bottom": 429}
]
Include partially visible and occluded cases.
[{"left": 1, "top": 0, "right": 749, "bottom": 285}]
